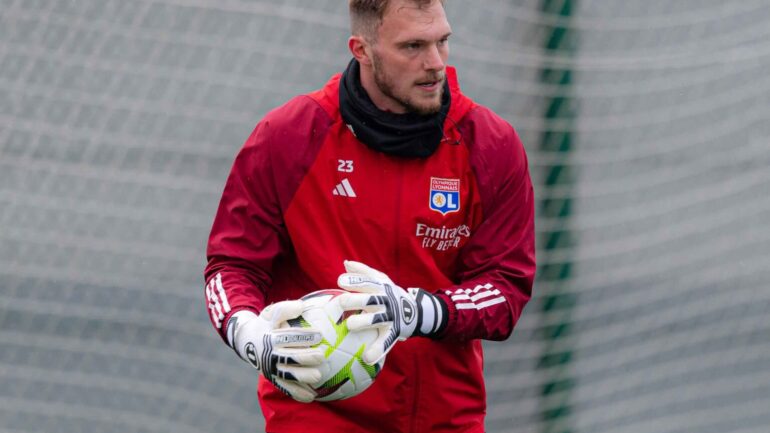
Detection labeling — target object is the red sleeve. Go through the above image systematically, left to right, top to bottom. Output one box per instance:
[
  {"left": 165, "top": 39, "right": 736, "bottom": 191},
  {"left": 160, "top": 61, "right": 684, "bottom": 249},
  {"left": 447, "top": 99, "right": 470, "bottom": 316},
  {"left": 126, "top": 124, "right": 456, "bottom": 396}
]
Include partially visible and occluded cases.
[
  {"left": 204, "top": 96, "right": 330, "bottom": 342},
  {"left": 437, "top": 107, "right": 536, "bottom": 341}
]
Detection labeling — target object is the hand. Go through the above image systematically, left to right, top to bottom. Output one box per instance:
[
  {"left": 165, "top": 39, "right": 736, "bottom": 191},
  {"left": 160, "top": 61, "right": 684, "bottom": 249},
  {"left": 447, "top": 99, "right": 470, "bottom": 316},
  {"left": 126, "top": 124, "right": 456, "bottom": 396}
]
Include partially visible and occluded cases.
[
  {"left": 337, "top": 260, "right": 447, "bottom": 364},
  {"left": 226, "top": 300, "right": 324, "bottom": 403}
]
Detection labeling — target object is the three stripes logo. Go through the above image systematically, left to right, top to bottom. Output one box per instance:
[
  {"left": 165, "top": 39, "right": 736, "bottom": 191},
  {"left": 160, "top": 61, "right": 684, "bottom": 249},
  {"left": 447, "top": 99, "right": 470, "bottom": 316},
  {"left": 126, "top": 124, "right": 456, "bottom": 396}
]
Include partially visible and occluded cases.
[
  {"left": 332, "top": 178, "right": 357, "bottom": 198},
  {"left": 206, "top": 273, "right": 231, "bottom": 329},
  {"left": 445, "top": 283, "right": 505, "bottom": 310}
]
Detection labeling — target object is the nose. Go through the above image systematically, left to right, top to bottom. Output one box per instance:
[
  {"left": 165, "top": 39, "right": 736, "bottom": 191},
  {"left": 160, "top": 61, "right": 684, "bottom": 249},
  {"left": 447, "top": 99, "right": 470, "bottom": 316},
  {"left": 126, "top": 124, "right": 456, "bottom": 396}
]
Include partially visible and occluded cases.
[{"left": 424, "top": 44, "right": 445, "bottom": 72}]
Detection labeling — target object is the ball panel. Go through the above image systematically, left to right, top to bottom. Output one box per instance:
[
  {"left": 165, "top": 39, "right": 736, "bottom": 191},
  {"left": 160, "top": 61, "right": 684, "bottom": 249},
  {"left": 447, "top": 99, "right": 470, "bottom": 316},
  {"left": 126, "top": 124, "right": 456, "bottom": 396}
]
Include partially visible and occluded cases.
[
  {"left": 286, "top": 289, "right": 386, "bottom": 401},
  {"left": 286, "top": 316, "right": 311, "bottom": 328},
  {"left": 357, "top": 356, "right": 381, "bottom": 380}
]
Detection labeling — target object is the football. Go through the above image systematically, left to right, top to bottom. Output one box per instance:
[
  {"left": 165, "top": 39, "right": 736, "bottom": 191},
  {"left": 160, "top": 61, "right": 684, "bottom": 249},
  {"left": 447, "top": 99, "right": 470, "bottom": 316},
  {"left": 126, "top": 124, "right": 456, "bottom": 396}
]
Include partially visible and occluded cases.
[{"left": 286, "top": 289, "right": 385, "bottom": 402}]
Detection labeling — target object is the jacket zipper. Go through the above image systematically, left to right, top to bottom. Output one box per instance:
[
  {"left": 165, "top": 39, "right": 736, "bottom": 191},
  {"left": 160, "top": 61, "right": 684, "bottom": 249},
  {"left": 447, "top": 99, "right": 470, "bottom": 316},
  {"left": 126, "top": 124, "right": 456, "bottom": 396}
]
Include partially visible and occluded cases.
[
  {"left": 393, "top": 162, "right": 403, "bottom": 283},
  {"left": 395, "top": 162, "right": 422, "bottom": 433},
  {"left": 410, "top": 356, "right": 421, "bottom": 433}
]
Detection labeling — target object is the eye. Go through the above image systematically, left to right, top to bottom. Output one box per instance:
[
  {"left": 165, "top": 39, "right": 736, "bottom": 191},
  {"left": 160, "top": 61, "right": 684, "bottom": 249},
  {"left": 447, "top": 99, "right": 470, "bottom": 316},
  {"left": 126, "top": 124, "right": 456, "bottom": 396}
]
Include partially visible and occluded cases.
[{"left": 405, "top": 42, "right": 422, "bottom": 50}]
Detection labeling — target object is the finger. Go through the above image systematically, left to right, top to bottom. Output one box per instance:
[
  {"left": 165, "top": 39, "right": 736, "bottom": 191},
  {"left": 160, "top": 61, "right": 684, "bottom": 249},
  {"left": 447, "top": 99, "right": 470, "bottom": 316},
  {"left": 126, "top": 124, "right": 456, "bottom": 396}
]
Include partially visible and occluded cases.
[
  {"left": 342, "top": 260, "right": 379, "bottom": 275},
  {"left": 343, "top": 260, "right": 390, "bottom": 281},
  {"left": 337, "top": 273, "right": 385, "bottom": 293},
  {"left": 338, "top": 293, "right": 384, "bottom": 310},
  {"left": 263, "top": 299, "right": 305, "bottom": 324},
  {"left": 346, "top": 311, "right": 393, "bottom": 331},
  {"left": 345, "top": 312, "right": 378, "bottom": 330},
  {"left": 364, "top": 327, "right": 401, "bottom": 365},
  {"left": 270, "top": 328, "right": 323, "bottom": 348},
  {"left": 362, "top": 334, "right": 393, "bottom": 365},
  {"left": 273, "top": 347, "right": 325, "bottom": 366},
  {"left": 362, "top": 347, "right": 385, "bottom": 365},
  {"left": 277, "top": 364, "right": 322, "bottom": 384},
  {"left": 273, "top": 377, "right": 316, "bottom": 403}
]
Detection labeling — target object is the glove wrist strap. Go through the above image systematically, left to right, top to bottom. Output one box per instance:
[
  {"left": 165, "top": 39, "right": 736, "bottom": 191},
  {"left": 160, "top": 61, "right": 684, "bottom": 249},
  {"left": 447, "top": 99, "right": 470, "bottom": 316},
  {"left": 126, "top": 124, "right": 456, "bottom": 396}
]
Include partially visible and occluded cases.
[
  {"left": 410, "top": 288, "right": 449, "bottom": 338},
  {"left": 226, "top": 310, "right": 261, "bottom": 363}
]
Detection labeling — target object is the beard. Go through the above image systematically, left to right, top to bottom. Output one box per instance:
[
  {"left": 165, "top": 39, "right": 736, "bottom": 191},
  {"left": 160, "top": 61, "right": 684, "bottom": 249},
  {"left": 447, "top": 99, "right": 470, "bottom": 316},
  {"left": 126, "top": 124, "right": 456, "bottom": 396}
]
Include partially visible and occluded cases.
[{"left": 372, "top": 52, "right": 444, "bottom": 116}]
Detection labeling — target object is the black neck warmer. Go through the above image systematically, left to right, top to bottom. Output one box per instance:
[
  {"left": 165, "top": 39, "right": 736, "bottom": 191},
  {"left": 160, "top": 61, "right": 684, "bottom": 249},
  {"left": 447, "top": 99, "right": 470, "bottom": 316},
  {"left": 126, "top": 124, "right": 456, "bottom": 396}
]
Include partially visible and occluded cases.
[{"left": 339, "top": 59, "right": 451, "bottom": 158}]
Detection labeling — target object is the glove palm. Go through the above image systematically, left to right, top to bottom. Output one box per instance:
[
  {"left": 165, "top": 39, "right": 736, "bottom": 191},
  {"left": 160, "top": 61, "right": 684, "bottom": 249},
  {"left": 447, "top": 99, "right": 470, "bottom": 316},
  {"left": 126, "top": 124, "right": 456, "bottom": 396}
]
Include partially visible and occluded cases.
[
  {"left": 337, "top": 261, "right": 447, "bottom": 364},
  {"left": 227, "top": 300, "right": 324, "bottom": 403}
]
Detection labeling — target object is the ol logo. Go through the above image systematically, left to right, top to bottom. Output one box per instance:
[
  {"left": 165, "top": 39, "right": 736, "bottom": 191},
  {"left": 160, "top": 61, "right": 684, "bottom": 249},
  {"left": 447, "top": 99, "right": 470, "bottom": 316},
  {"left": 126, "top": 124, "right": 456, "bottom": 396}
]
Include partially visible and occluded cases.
[{"left": 429, "top": 177, "right": 460, "bottom": 215}]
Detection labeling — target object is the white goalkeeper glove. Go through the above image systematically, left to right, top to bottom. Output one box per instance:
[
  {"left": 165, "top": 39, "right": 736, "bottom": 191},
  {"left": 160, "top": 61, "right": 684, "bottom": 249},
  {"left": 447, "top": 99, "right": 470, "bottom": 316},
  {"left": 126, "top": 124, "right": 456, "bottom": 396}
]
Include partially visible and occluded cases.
[
  {"left": 337, "top": 260, "right": 448, "bottom": 365},
  {"left": 226, "top": 300, "right": 324, "bottom": 403}
]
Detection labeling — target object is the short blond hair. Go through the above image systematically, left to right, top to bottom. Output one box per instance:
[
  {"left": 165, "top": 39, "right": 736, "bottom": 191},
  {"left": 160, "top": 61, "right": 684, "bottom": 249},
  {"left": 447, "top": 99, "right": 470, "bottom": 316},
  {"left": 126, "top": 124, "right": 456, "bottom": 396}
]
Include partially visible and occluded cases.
[{"left": 349, "top": 0, "right": 444, "bottom": 41}]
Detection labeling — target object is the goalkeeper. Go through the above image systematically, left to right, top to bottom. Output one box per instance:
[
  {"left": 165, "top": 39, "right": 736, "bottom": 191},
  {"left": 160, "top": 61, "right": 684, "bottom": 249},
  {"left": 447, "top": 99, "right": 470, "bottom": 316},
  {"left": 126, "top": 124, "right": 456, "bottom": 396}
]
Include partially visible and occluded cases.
[{"left": 204, "top": 0, "right": 535, "bottom": 432}]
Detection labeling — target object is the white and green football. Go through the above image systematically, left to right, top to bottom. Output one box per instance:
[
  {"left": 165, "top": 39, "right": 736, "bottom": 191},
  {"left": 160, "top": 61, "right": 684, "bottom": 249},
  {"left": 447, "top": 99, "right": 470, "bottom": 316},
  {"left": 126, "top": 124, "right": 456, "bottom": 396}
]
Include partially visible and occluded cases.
[{"left": 286, "top": 289, "right": 385, "bottom": 402}]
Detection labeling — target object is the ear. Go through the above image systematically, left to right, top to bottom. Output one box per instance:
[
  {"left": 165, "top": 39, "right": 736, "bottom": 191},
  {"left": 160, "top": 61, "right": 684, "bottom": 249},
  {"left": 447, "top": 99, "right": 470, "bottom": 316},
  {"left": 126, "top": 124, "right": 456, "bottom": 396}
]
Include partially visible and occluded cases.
[{"left": 348, "top": 36, "right": 373, "bottom": 66}]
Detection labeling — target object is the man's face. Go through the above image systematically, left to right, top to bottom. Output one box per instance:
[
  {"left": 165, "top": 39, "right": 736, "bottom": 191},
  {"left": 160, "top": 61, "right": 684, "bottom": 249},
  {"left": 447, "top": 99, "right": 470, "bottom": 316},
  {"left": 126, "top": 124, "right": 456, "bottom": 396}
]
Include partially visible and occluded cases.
[{"left": 368, "top": 0, "right": 451, "bottom": 115}]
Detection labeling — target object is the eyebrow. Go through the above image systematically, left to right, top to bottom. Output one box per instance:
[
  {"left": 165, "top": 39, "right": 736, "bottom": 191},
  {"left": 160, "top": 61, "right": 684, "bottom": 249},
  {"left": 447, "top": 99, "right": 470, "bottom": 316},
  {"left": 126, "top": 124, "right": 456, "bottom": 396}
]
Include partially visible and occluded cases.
[{"left": 399, "top": 32, "right": 453, "bottom": 45}]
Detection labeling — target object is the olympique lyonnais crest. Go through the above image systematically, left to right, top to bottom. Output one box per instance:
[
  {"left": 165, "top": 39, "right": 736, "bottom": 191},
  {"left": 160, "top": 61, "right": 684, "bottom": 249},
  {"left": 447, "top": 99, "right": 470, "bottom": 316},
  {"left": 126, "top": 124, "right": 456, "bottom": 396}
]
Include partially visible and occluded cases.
[{"left": 429, "top": 177, "right": 460, "bottom": 215}]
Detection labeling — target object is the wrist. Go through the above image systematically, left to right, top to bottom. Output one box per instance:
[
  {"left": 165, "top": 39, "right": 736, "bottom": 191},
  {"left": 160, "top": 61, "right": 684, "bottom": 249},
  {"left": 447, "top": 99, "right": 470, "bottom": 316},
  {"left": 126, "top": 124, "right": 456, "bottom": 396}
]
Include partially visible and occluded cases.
[
  {"left": 410, "top": 288, "right": 449, "bottom": 338},
  {"left": 226, "top": 310, "right": 262, "bottom": 366}
]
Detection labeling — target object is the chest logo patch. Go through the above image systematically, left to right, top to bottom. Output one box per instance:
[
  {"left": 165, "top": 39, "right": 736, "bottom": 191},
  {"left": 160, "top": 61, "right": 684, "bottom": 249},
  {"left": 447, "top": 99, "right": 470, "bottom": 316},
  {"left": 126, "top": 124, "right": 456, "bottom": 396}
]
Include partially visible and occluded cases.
[{"left": 429, "top": 177, "right": 460, "bottom": 215}]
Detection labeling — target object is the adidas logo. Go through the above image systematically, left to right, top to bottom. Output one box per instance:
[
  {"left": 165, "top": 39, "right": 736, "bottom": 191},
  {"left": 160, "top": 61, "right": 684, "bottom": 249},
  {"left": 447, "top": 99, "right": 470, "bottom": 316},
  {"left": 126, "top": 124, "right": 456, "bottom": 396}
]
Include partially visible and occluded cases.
[{"left": 332, "top": 178, "right": 357, "bottom": 198}]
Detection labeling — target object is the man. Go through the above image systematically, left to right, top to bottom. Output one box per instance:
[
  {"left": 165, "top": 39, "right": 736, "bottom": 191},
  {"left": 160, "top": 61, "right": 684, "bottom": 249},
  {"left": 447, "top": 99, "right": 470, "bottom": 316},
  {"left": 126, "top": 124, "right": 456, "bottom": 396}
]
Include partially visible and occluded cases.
[{"left": 204, "top": 1, "right": 535, "bottom": 432}]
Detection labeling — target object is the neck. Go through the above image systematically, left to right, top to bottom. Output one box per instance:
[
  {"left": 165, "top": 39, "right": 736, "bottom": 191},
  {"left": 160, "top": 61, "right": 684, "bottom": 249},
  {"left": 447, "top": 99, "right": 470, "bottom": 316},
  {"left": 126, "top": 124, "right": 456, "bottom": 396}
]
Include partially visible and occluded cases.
[
  {"left": 338, "top": 58, "right": 450, "bottom": 158},
  {"left": 358, "top": 63, "right": 407, "bottom": 114}
]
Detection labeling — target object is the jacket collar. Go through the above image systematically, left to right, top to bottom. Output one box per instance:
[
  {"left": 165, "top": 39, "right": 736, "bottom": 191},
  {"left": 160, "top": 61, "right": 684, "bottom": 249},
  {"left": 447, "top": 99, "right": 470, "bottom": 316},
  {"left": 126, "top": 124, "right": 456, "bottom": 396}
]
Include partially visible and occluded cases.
[{"left": 339, "top": 58, "right": 451, "bottom": 158}]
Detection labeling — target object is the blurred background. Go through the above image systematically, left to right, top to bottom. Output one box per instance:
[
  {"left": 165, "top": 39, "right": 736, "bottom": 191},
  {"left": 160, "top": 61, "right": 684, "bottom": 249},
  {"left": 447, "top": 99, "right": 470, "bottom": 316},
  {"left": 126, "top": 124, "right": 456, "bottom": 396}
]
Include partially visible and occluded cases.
[{"left": 1, "top": 1, "right": 769, "bottom": 432}]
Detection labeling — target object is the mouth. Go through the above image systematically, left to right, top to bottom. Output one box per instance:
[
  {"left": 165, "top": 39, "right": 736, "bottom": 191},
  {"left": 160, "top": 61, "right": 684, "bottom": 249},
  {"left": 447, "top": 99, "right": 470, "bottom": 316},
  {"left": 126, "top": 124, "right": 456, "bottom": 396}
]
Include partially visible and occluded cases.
[{"left": 416, "top": 77, "right": 444, "bottom": 91}]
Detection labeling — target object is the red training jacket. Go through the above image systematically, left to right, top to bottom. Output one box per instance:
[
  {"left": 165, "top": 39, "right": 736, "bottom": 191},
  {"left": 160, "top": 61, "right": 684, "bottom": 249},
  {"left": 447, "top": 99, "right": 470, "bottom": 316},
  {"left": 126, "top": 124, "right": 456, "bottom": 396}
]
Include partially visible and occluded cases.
[{"left": 205, "top": 67, "right": 535, "bottom": 433}]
